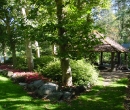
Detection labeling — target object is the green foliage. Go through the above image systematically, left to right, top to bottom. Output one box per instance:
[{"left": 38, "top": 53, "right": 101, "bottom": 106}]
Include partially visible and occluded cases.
[
  {"left": 86, "top": 52, "right": 100, "bottom": 63},
  {"left": 33, "top": 55, "right": 56, "bottom": 73},
  {"left": 4, "top": 56, "right": 27, "bottom": 70},
  {"left": 4, "top": 57, "right": 13, "bottom": 64},
  {"left": 15, "top": 57, "right": 27, "bottom": 70},
  {"left": 41, "top": 59, "right": 99, "bottom": 86},
  {"left": 71, "top": 59, "right": 99, "bottom": 86},
  {"left": 42, "top": 61, "right": 62, "bottom": 82}
]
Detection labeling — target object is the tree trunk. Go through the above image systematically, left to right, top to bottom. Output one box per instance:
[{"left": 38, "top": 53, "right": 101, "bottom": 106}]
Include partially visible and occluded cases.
[
  {"left": 55, "top": 0, "right": 72, "bottom": 86},
  {"left": 21, "top": 6, "right": 34, "bottom": 71},
  {"left": 6, "top": 17, "right": 17, "bottom": 67},
  {"left": 25, "top": 37, "right": 34, "bottom": 71},
  {"left": 35, "top": 41, "right": 40, "bottom": 58},
  {"left": 1, "top": 42, "right": 6, "bottom": 63},
  {"left": 11, "top": 43, "right": 17, "bottom": 67},
  {"left": 52, "top": 44, "right": 57, "bottom": 55}
]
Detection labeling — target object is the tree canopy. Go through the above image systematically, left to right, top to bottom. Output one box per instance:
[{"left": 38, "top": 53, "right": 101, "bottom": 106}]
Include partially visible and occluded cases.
[{"left": 1, "top": 0, "right": 130, "bottom": 85}]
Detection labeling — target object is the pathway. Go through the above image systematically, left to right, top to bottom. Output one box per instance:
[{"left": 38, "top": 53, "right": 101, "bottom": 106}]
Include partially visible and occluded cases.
[{"left": 98, "top": 71, "right": 130, "bottom": 86}]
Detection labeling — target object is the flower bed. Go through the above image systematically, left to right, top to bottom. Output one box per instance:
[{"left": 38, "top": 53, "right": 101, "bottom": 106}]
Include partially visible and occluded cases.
[{"left": 0, "top": 64, "right": 49, "bottom": 83}]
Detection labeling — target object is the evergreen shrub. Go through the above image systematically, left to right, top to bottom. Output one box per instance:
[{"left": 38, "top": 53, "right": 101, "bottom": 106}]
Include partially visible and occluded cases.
[{"left": 41, "top": 59, "right": 99, "bottom": 86}]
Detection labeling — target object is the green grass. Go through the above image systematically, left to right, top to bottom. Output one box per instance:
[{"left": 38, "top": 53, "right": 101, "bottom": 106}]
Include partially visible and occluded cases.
[{"left": 0, "top": 75, "right": 128, "bottom": 110}]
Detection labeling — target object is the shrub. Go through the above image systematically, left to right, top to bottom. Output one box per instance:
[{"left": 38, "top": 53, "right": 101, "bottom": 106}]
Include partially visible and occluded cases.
[
  {"left": 4, "top": 56, "right": 27, "bottom": 70},
  {"left": 33, "top": 56, "right": 57, "bottom": 73},
  {"left": 15, "top": 57, "right": 27, "bottom": 71},
  {"left": 41, "top": 59, "right": 99, "bottom": 86},
  {"left": 71, "top": 59, "right": 99, "bottom": 86},
  {"left": 42, "top": 61, "right": 62, "bottom": 82}
]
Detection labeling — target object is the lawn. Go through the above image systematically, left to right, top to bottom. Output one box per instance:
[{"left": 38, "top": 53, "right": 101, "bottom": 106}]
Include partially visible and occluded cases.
[{"left": 0, "top": 75, "right": 128, "bottom": 110}]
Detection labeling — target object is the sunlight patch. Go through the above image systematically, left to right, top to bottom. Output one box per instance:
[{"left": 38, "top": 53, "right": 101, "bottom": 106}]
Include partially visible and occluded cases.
[{"left": 0, "top": 76, "right": 9, "bottom": 81}]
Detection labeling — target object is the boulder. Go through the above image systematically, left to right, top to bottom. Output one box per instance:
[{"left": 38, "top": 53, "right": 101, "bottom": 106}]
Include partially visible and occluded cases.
[
  {"left": 7, "top": 71, "right": 14, "bottom": 77},
  {"left": 27, "top": 80, "right": 44, "bottom": 90},
  {"left": 36, "top": 82, "right": 58, "bottom": 96},
  {"left": 47, "top": 91, "right": 63, "bottom": 101},
  {"left": 62, "top": 91, "right": 72, "bottom": 100}
]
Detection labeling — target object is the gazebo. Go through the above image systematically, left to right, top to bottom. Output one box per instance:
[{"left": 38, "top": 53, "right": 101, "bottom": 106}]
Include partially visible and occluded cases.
[{"left": 93, "top": 32, "right": 129, "bottom": 71}]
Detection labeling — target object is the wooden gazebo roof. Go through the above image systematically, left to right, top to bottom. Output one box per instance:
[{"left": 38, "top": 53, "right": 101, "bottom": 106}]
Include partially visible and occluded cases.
[{"left": 93, "top": 31, "right": 129, "bottom": 53}]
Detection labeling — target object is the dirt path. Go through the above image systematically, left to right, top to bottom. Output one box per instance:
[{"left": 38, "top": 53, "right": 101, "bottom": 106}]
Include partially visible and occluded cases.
[{"left": 98, "top": 71, "right": 130, "bottom": 86}]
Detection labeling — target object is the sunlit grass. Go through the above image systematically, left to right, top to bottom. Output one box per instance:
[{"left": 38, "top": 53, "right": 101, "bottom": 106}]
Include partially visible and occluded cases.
[{"left": 0, "top": 74, "right": 128, "bottom": 110}]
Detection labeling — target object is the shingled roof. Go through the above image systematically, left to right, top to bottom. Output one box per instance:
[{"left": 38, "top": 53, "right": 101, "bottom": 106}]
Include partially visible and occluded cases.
[{"left": 93, "top": 32, "right": 129, "bottom": 52}]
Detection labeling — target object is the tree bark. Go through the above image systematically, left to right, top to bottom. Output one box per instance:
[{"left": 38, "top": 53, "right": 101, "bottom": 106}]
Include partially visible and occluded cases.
[
  {"left": 55, "top": 0, "right": 72, "bottom": 86},
  {"left": 21, "top": 6, "right": 34, "bottom": 71},
  {"left": 6, "top": 17, "right": 17, "bottom": 67},
  {"left": 25, "top": 37, "right": 34, "bottom": 71},
  {"left": 35, "top": 41, "right": 40, "bottom": 58},
  {"left": 1, "top": 42, "right": 6, "bottom": 63},
  {"left": 11, "top": 43, "right": 17, "bottom": 67},
  {"left": 61, "top": 58, "right": 72, "bottom": 86}
]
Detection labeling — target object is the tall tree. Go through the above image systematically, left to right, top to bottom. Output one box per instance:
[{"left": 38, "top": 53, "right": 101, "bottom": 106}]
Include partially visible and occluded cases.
[
  {"left": 0, "top": 0, "right": 18, "bottom": 67},
  {"left": 54, "top": 0, "right": 109, "bottom": 86},
  {"left": 113, "top": 0, "right": 130, "bottom": 42}
]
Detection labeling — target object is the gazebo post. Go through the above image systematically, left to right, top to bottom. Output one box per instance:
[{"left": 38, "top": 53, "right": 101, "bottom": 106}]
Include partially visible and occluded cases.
[
  {"left": 100, "top": 52, "right": 103, "bottom": 65},
  {"left": 111, "top": 52, "right": 115, "bottom": 71},
  {"left": 117, "top": 52, "right": 121, "bottom": 67},
  {"left": 124, "top": 53, "right": 128, "bottom": 69}
]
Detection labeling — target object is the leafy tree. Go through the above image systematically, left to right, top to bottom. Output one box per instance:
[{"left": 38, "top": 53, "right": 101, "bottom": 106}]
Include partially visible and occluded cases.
[
  {"left": 0, "top": 0, "right": 18, "bottom": 66},
  {"left": 54, "top": 0, "right": 109, "bottom": 86},
  {"left": 113, "top": 0, "right": 130, "bottom": 42}
]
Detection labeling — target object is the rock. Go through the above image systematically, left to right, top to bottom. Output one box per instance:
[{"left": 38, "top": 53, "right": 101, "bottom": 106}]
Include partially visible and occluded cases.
[
  {"left": 7, "top": 71, "right": 14, "bottom": 77},
  {"left": 27, "top": 80, "right": 44, "bottom": 90},
  {"left": 19, "top": 82, "right": 27, "bottom": 86},
  {"left": 36, "top": 82, "right": 58, "bottom": 96},
  {"left": 71, "top": 85, "right": 87, "bottom": 95},
  {"left": 77, "top": 85, "right": 87, "bottom": 92},
  {"left": 47, "top": 91, "right": 63, "bottom": 101},
  {"left": 62, "top": 91, "right": 72, "bottom": 100}
]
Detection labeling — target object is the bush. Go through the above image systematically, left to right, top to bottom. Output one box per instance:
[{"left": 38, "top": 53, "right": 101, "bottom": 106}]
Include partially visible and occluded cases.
[
  {"left": 33, "top": 56, "right": 57, "bottom": 73},
  {"left": 4, "top": 57, "right": 27, "bottom": 70},
  {"left": 15, "top": 57, "right": 27, "bottom": 70},
  {"left": 41, "top": 59, "right": 99, "bottom": 86},
  {"left": 71, "top": 59, "right": 99, "bottom": 86},
  {"left": 42, "top": 61, "right": 62, "bottom": 82}
]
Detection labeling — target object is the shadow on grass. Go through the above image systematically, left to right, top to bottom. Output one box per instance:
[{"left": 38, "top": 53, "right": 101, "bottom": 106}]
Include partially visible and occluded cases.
[
  {"left": 0, "top": 75, "right": 128, "bottom": 110},
  {"left": 0, "top": 75, "right": 52, "bottom": 110},
  {"left": 54, "top": 78, "right": 128, "bottom": 110}
]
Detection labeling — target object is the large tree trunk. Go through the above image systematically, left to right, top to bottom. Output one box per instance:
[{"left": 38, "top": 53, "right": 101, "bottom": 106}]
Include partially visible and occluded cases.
[
  {"left": 55, "top": 0, "right": 72, "bottom": 86},
  {"left": 21, "top": 6, "right": 34, "bottom": 71},
  {"left": 25, "top": 37, "right": 34, "bottom": 71},
  {"left": 61, "top": 58, "right": 72, "bottom": 86}
]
